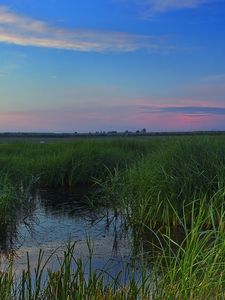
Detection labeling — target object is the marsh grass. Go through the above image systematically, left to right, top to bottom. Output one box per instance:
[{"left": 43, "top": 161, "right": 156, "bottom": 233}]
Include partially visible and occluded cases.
[
  {"left": 1, "top": 136, "right": 225, "bottom": 298},
  {"left": 106, "top": 137, "right": 225, "bottom": 228},
  {"left": 0, "top": 138, "right": 159, "bottom": 188},
  {"left": 0, "top": 138, "right": 160, "bottom": 215},
  {"left": 0, "top": 173, "right": 35, "bottom": 221},
  {"left": 0, "top": 175, "right": 15, "bottom": 217},
  {"left": 1, "top": 196, "right": 225, "bottom": 299},
  {"left": 150, "top": 196, "right": 225, "bottom": 299},
  {"left": 0, "top": 242, "right": 152, "bottom": 300}
]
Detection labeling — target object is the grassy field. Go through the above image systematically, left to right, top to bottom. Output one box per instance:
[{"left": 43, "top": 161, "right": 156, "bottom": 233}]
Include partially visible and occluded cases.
[
  {"left": 1, "top": 135, "right": 225, "bottom": 299},
  {"left": 107, "top": 135, "right": 225, "bottom": 228},
  {"left": 0, "top": 137, "right": 162, "bottom": 188}
]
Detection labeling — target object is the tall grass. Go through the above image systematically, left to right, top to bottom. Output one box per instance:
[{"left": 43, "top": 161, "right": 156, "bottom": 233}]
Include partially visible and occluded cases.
[
  {"left": 1, "top": 135, "right": 225, "bottom": 298},
  {"left": 107, "top": 136, "right": 225, "bottom": 228},
  {"left": 0, "top": 137, "right": 160, "bottom": 214},
  {"left": 0, "top": 138, "right": 159, "bottom": 188},
  {"left": 0, "top": 175, "right": 16, "bottom": 218},
  {"left": 1, "top": 196, "right": 225, "bottom": 299},
  {"left": 151, "top": 196, "right": 225, "bottom": 299},
  {"left": 0, "top": 242, "right": 152, "bottom": 299}
]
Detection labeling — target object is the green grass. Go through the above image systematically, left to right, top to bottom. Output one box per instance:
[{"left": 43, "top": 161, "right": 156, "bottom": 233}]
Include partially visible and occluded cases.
[
  {"left": 1, "top": 135, "right": 225, "bottom": 298},
  {"left": 106, "top": 136, "right": 225, "bottom": 228},
  {"left": 0, "top": 138, "right": 160, "bottom": 188},
  {"left": 0, "top": 175, "right": 29, "bottom": 220},
  {"left": 0, "top": 176, "right": 15, "bottom": 216},
  {"left": 1, "top": 196, "right": 225, "bottom": 299},
  {"left": 150, "top": 196, "right": 225, "bottom": 300},
  {"left": 0, "top": 242, "right": 152, "bottom": 300}
]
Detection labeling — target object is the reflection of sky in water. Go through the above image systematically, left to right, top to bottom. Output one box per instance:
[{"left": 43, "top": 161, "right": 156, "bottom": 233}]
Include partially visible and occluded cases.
[{"left": 0, "top": 189, "right": 138, "bottom": 282}]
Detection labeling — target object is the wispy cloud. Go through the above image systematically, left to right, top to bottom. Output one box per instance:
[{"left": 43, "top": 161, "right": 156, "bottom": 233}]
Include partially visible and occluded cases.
[
  {"left": 126, "top": 0, "right": 214, "bottom": 17},
  {"left": 144, "top": 0, "right": 210, "bottom": 12},
  {"left": 0, "top": 6, "right": 171, "bottom": 52},
  {"left": 1, "top": 102, "right": 225, "bottom": 132},
  {"left": 140, "top": 105, "right": 225, "bottom": 116}
]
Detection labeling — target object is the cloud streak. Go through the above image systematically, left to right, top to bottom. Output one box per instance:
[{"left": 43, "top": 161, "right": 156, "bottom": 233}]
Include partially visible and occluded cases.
[
  {"left": 126, "top": 0, "right": 214, "bottom": 17},
  {"left": 144, "top": 0, "right": 210, "bottom": 11},
  {"left": 0, "top": 6, "right": 170, "bottom": 52},
  {"left": 1, "top": 103, "right": 225, "bottom": 132},
  {"left": 140, "top": 105, "right": 225, "bottom": 115}
]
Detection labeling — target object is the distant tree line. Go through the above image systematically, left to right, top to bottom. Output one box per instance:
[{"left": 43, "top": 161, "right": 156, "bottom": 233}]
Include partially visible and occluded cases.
[{"left": 1, "top": 130, "right": 225, "bottom": 139}]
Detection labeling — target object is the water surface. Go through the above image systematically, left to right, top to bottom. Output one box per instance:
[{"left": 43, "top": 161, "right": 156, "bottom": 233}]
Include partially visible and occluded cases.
[{"left": 0, "top": 189, "right": 136, "bottom": 280}]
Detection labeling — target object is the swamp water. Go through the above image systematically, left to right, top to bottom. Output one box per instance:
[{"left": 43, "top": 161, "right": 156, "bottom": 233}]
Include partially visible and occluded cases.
[{"left": 0, "top": 189, "right": 141, "bottom": 282}]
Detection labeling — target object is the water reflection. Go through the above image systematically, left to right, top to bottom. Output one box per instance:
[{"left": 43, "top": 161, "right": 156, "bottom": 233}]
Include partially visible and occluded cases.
[
  {"left": 0, "top": 189, "right": 133, "bottom": 279},
  {"left": 0, "top": 194, "right": 36, "bottom": 256},
  {"left": 0, "top": 221, "right": 17, "bottom": 255}
]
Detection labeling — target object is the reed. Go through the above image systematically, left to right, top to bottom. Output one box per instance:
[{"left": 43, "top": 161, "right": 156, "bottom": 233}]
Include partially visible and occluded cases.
[
  {"left": 1, "top": 135, "right": 225, "bottom": 298},
  {"left": 108, "top": 136, "right": 225, "bottom": 228},
  {"left": 0, "top": 138, "right": 159, "bottom": 188},
  {"left": 151, "top": 196, "right": 225, "bottom": 299},
  {"left": 1, "top": 198, "right": 225, "bottom": 300},
  {"left": 0, "top": 242, "right": 152, "bottom": 299}
]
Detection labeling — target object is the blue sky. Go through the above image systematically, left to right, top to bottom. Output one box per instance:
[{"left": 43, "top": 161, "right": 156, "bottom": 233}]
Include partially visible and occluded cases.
[{"left": 0, "top": 0, "right": 224, "bottom": 132}]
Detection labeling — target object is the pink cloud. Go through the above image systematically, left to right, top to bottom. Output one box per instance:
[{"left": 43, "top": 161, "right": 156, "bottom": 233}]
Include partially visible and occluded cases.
[{"left": 1, "top": 100, "right": 225, "bottom": 132}]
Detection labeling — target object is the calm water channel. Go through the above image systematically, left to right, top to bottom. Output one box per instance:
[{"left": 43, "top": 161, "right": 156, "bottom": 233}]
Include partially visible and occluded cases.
[{"left": 0, "top": 189, "right": 138, "bottom": 281}]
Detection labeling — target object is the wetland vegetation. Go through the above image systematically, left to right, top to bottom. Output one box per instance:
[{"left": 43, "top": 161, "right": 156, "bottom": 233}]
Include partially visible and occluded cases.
[{"left": 1, "top": 135, "right": 225, "bottom": 299}]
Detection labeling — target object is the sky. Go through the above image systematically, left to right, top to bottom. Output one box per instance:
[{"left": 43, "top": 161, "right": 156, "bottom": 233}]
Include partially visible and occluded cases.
[{"left": 0, "top": 0, "right": 225, "bottom": 132}]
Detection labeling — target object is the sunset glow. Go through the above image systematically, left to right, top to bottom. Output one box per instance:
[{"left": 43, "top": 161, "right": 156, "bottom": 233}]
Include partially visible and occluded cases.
[{"left": 0, "top": 0, "right": 224, "bottom": 132}]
